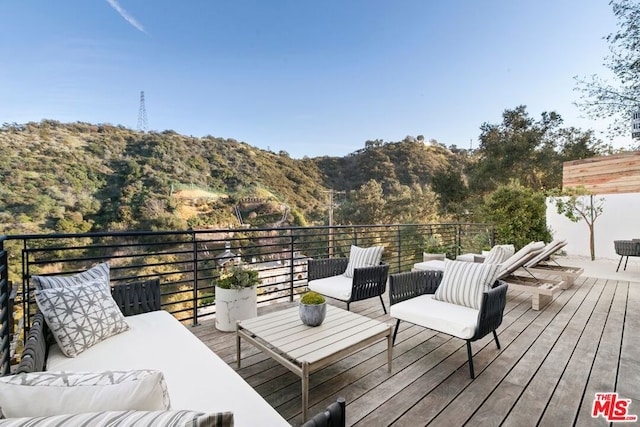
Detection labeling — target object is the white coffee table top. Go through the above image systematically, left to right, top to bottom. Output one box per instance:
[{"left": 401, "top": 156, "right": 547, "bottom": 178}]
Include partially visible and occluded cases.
[{"left": 238, "top": 305, "right": 390, "bottom": 365}]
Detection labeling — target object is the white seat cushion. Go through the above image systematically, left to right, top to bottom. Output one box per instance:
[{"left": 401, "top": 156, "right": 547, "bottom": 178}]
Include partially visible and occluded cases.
[
  {"left": 412, "top": 260, "right": 445, "bottom": 271},
  {"left": 307, "top": 274, "right": 353, "bottom": 301},
  {"left": 390, "top": 295, "right": 479, "bottom": 339},
  {"left": 46, "top": 311, "right": 288, "bottom": 426}
]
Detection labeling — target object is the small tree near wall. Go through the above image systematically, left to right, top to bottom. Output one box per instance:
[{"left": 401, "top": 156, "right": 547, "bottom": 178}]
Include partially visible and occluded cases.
[{"left": 552, "top": 187, "right": 605, "bottom": 261}]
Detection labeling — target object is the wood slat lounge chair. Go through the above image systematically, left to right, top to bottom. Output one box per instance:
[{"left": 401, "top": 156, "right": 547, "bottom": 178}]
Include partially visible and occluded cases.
[{"left": 520, "top": 239, "right": 583, "bottom": 288}]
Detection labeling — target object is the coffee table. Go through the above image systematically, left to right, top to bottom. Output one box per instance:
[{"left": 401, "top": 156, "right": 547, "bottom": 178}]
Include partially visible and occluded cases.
[{"left": 236, "top": 305, "right": 393, "bottom": 421}]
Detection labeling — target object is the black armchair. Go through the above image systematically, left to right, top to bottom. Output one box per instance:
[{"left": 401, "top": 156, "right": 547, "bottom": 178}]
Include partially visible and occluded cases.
[
  {"left": 614, "top": 240, "right": 640, "bottom": 272},
  {"left": 307, "top": 258, "right": 389, "bottom": 313},
  {"left": 389, "top": 270, "right": 508, "bottom": 379},
  {"left": 301, "top": 397, "right": 346, "bottom": 427}
]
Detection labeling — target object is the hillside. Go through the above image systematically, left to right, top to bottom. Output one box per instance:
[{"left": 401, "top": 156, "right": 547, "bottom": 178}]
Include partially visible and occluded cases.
[{"left": 0, "top": 121, "right": 457, "bottom": 236}]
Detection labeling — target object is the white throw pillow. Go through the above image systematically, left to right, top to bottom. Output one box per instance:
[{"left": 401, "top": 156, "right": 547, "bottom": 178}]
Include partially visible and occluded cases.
[
  {"left": 344, "top": 245, "right": 384, "bottom": 278},
  {"left": 483, "top": 246, "right": 506, "bottom": 264},
  {"left": 433, "top": 260, "right": 499, "bottom": 309},
  {"left": 32, "top": 262, "right": 110, "bottom": 291},
  {"left": 35, "top": 278, "right": 129, "bottom": 357},
  {"left": 0, "top": 370, "right": 170, "bottom": 418},
  {"left": 0, "top": 409, "right": 234, "bottom": 427}
]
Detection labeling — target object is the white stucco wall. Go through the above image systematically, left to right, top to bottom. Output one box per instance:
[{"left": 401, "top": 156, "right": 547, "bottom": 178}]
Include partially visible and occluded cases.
[{"left": 546, "top": 193, "right": 640, "bottom": 259}]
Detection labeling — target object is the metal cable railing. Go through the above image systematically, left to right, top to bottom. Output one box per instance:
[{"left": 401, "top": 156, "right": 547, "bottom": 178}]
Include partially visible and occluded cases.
[{"left": 0, "top": 222, "right": 495, "bottom": 365}]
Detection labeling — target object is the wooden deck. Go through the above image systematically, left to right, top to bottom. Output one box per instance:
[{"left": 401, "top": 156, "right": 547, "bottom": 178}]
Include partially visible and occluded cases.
[{"left": 191, "top": 275, "right": 639, "bottom": 426}]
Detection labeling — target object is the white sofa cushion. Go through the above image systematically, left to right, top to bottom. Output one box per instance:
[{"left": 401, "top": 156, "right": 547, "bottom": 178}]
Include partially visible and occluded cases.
[
  {"left": 524, "top": 239, "right": 567, "bottom": 267},
  {"left": 498, "top": 241, "right": 545, "bottom": 277},
  {"left": 344, "top": 245, "right": 384, "bottom": 278},
  {"left": 483, "top": 246, "right": 506, "bottom": 264},
  {"left": 412, "top": 260, "right": 445, "bottom": 271},
  {"left": 433, "top": 260, "right": 499, "bottom": 310},
  {"left": 32, "top": 262, "right": 110, "bottom": 291},
  {"left": 308, "top": 274, "right": 353, "bottom": 301},
  {"left": 35, "top": 278, "right": 129, "bottom": 357},
  {"left": 390, "top": 295, "right": 479, "bottom": 339},
  {"left": 46, "top": 310, "right": 288, "bottom": 426},
  {"left": 0, "top": 370, "right": 169, "bottom": 418},
  {"left": 0, "top": 410, "right": 233, "bottom": 427}
]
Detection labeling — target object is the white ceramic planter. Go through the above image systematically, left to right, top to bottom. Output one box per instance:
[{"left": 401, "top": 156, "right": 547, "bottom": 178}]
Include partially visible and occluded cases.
[{"left": 215, "top": 286, "right": 257, "bottom": 332}]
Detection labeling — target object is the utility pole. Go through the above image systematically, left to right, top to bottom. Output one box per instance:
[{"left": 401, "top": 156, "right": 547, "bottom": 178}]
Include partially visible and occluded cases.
[{"left": 324, "top": 189, "right": 344, "bottom": 257}]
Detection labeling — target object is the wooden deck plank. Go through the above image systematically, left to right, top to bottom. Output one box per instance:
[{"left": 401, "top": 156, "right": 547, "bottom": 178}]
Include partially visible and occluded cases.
[
  {"left": 501, "top": 276, "right": 606, "bottom": 426},
  {"left": 539, "top": 276, "right": 617, "bottom": 425},
  {"left": 187, "top": 277, "right": 640, "bottom": 427},
  {"left": 570, "top": 279, "right": 628, "bottom": 427},
  {"left": 617, "top": 280, "right": 640, "bottom": 419}
]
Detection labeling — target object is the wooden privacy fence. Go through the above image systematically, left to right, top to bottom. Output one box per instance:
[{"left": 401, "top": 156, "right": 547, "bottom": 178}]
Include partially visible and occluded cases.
[{"left": 563, "top": 151, "right": 640, "bottom": 194}]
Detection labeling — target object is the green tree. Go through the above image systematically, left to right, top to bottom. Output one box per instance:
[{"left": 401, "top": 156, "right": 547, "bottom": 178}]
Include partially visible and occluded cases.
[
  {"left": 575, "top": 0, "right": 640, "bottom": 138},
  {"left": 470, "top": 106, "right": 563, "bottom": 193},
  {"left": 431, "top": 166, "right": 469, "bottom": 216},
  {"left": 336, "top": 180, "right": 386, "bottom": 225},
  {"left": 481, "top": 181, "right": 552, "bottom": 249},
  {"left": 552, "top": 187, "right": 605, "bottom": 261}
]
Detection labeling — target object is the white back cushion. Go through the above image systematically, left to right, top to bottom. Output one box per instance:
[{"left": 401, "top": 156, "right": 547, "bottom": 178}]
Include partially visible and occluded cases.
[
  {"left": 524, "top": 239, "right": 567, "bottom": 267},
  {"left": 499, "top": 241, "right": 545, "bottom": 276},
  {"left": 344, "top": 245, "right": 384, "bottom": 278},
  {"left": 483, "top": 246, "right": 506, "bottom": 264},
  {"left": 433, "top": 260, "right": 499, "bottom": 309},
  {"left": 32, "top": 262, "right": 110, "bottom": 291},
  {"left": 0, "top": 370, "right": 169, "bottom": 418}
]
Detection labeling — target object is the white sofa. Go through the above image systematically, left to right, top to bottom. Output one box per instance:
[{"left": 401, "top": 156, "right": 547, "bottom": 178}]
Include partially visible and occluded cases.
[
  {"left": 9, "top": 279, "right": 289, "bottom": 426},
  {"left": 46, "top": 310, "right": 288, "bottom": 426}
]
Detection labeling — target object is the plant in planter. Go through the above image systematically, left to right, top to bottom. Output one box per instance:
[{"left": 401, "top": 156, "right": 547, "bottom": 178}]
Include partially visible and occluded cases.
[
  {"left": 215, "top": 264, "right": 260, "bottom": 332},
  {"left": 299, "top": 291, "right": 327, "bottom": 327}
]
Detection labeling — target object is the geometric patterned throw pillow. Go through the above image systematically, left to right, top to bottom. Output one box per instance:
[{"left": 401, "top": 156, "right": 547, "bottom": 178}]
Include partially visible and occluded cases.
[
  {"left": 344, "top": 245, "right": 384, "bottom": 278},
  {"left": 433, "top": 259, "right": 499, "bottom": 310},
  {"left": 32, "top": 262, "right": 110, "bottom": 291},
  {"left": 34, "top": 278, "right": 129, "bottom": 357},
  {"left": 0, "top": 370, "right": 170, "bottom": 418}
]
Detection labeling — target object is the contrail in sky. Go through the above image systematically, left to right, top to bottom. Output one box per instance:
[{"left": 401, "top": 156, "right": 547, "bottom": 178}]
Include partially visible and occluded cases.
[{"left": 106, "top": 0, "right": 147, "bottom": 34}]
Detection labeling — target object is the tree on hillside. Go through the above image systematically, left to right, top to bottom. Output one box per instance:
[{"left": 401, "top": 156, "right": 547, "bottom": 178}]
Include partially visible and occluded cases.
[
  {"left": 575, "top": 0, "right": 640, "bottom": 139},
  {"left": 469, "top": 106, "right": 607, "bottom": 194},
  {"left": 470, "top": 107, "right": 562, "bottom": 193},
  {"left": 431, "top": 166, "right": 469, "bottom": 217},
  {"left": 336, "top": 180, "right": 387, "bottom": 225},
  {"left": 336, "top": 180, "right": 440, "bottom": 225},
  {"left": 481, "top": 181, "right": 552, "bottom": 249}
]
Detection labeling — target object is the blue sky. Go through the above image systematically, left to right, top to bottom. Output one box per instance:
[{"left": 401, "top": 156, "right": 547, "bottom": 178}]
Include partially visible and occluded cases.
[{"left": 0, "top": 1, "right": 630, "bottom": 158}]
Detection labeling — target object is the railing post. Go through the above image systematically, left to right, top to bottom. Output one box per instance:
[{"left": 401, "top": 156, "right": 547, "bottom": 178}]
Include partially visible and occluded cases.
[
  {"left": 396, "top": 225, "right": 402, "bottom": 274},
  {"left": 191, "top": 230, "right": 199, "bottom": 326},
  {"left": 289, "top": 230, "right": 295, "bottom": 302},
  {"left": 0, "top": 236, "right": 10, "bottom": 376},
  {"left": 21, "top": 240, "right": 29, "bottom": 333}
]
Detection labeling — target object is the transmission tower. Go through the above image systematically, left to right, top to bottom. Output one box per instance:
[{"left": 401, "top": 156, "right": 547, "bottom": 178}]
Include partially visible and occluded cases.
[{"left": 137, "top": 91, "right": 148, "bottom": 132}]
